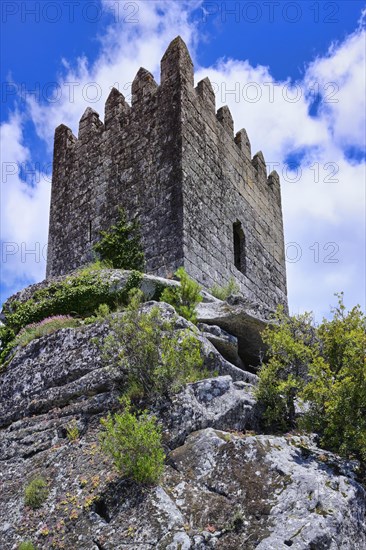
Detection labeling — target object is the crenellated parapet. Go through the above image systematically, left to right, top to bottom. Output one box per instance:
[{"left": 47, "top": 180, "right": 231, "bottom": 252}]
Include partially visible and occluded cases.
[
  {"left": 51, "top": 35, "right": 271, "bottom": 195},
  {"left": 161, "top": 35, "right": 194, "bottom": 88},
  {"left": 131, "top": 68, "right": 158, "bottom": 106},
  {"left": 195, "top": 77, "right": 216, "bottom": 113},
  {"left": 104, "top": 87, "right": 130, "bottom": 130},
  {"left": 216, "top": 105, "right": 234, "bottom": 136},
  {"left": 78, "top": 107, "right": 103, "bottom": 141},
  {"left": 54, "top": 123, "right": 77, "bottom": 148},
  {"left": 52, "top": 124, "right": 77, "bottom": 183},
  {"left": 235, "top": 129, "right": 251, "bottom": 161},
  {"left": 251, "top": 150, "right": 267, "bottom": 180},
  {"left": 267, "top": 169, "right": 282, "bottom": 207},
  {"left": 268, "top": 169, "right": 280, "bottom": 187}
]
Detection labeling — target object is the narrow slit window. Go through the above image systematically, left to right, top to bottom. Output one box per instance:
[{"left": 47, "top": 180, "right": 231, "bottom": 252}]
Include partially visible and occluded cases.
[
  {"left": 88, "top": 220, "right": 92, "bottom": 242},
  {"left": 233, "top": 221, "right": 246, "bottom": 274}
]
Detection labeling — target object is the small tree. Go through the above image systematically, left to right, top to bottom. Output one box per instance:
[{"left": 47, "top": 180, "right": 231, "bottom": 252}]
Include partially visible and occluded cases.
[
  {"left": 94, "top": 207, "right": 145, "bottom": 271},
  {"left": 102, "top": 290, "right": 205, "bottom": 400},
  {"left": 256, "top": 294, "right": 366, "bottom": 462},
  {"left": 302, "top": 294, "right": 366, "bottom": 461},
  {"left": 256, "top": 306, "right": 319, "bottom": 430},
  {"left": 100, "top": 398, "right": 165, "bottom": 485}
]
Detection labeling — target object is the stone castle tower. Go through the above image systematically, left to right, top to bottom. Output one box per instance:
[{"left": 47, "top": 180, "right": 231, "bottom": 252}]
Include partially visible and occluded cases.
[{"left": 46, "top": 36, "right": 287, "bottom": 309}]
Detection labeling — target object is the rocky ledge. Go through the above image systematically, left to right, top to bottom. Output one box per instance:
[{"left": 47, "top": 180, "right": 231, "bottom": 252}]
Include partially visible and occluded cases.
[
  {"left": 1, "top": 269, "right": 272, "bottom": 371},
  {"left": 0, "top": 278, "right": 365, "bottom": 549}
]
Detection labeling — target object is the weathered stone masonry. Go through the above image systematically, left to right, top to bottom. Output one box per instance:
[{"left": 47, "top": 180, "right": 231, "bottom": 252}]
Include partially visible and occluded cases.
[{"left": 46, "top": 36, "right": 287, "bottom": 310}]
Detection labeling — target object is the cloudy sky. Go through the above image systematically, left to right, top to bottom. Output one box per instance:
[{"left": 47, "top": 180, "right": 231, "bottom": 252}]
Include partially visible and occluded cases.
[{"left": 1, "top": 0, "right": 365, "bottom": 319}]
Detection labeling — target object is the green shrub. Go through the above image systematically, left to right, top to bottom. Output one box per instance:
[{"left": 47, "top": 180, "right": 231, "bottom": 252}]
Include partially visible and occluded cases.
[
  {"left": 94, "top": 207, "right": 145, "bottom": 271},
  {"left": 160, "top": 267, "right": 202, "bottom": 323},
  {"left": 0, "top": 269, "right": 142, "bottom": 365},
  {"left": 210, "top": 277, "right": 240, "bottom": 300},
  {"left": 102, "top": 291, "right": 206, "bottom": 400},
  {"left": 256, "top": 294, "right": 366, "bottom": 462},
  {"left": 301, "top": 295, "right": 366, "bottom": 461},
  {"left": 83, "top": 303, "right": 111, "bottom": 325},
  {"left": 95, "top": 303, "right": 110, "bottom": 318},
  {"left": 256, "top": 306, "right": 318, "bottom": 430},
  {"left": 100, "top": 397, "right": 165, "bottom": 484},
  {"left": 66, "top": 419, "right": 80, "bottom": 442},
  {"left": 24, "top": 477, "right": 48, "bottom": 509},
  {"left": 229, "top": 510, "right": 245, "bottom": 533},
  {"left": 18, "top": 542, "right": 36, "bottom": 550}
]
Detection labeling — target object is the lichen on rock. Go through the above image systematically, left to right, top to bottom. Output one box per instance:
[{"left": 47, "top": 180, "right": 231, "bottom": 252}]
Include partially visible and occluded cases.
[{"left": 0, "top": 276, "right": 365, "bottom": 549}]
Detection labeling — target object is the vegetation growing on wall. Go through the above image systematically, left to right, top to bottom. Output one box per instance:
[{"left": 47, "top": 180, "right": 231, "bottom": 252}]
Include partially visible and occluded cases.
[
  {"left": 94, "top": 207, "right": 145, "bottom": 271},
  {"left": 0, "top": 208, "right": 146, "bottom": 365},
  {"left": 210, "top": 277, "right": 240, "bottom": 300},
  {"left": 95, "top": 288, "right": 210, "bottom": 486},
  {"left": 14, "top": 316, "right": 81, "bottom": 349},
  {"left": 24, "top": 477, "right": 49, "bottom": 509},
  {"left": 18, "top": 542, "right": 36, "bottom": 550}
]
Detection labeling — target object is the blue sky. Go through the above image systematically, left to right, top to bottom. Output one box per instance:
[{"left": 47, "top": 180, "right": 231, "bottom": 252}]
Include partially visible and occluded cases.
[{"left": 1, "top": 0, "right": 365, "bottom": 319}]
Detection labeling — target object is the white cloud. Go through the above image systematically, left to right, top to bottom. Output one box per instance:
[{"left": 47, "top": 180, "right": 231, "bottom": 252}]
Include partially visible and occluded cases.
[
  {"left": 28, "top": 0, "right": 202, "bottom": 145},
  {"left": 304, "top": 19, "right": 366, "bottom": 149},
  {"left": 194, "top": 60, "right": 329, "bottom": 161},
  {"left": 0, "top": 114, "right": 50, "bottom": 298}
]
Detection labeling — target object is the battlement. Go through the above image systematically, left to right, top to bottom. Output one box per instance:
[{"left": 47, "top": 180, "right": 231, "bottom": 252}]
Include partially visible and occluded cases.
[
  {"left": 161, "top": 35, "right": 194, "bottom": 88},
  {"left": 47, "top": 36, "right": 287, "bottom": 311},
  {"left": 131, "top": 68, "right": 158, "bottom": 105},
  {"left": 54, "top": 72, "right": 275, "bottom": 188},
  {"left": 196, "top": 77, "right": 216, "bottom": 112}
]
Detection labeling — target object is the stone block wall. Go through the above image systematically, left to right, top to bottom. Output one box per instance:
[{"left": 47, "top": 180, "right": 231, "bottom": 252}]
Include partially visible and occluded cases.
[
  {"left": 46, "top": 36, "right": 287, "bottom": 310},
  {"left": 47, "top": 49, "right": 185, "bottom": 279},
  {"left": 180, "top": 74, "right": 287, "bottom": 307}
]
